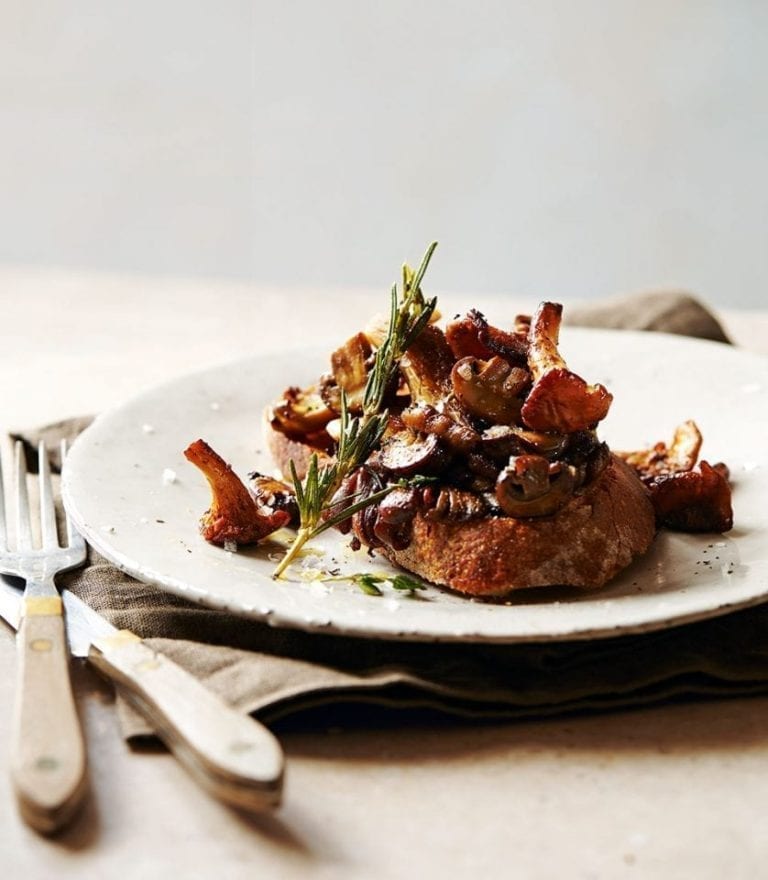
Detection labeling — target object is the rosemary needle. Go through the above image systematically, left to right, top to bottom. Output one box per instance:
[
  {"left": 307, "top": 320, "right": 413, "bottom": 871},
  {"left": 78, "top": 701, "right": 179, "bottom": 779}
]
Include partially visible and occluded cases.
[{"left": 272, "top": 242, "right": 439, "bottom": 579}]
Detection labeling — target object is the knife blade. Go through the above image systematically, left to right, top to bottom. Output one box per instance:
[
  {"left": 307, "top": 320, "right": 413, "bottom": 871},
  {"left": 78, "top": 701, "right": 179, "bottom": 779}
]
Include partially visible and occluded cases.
[{"left": 0, "top": 578, "right": 283, "bottom": 812}]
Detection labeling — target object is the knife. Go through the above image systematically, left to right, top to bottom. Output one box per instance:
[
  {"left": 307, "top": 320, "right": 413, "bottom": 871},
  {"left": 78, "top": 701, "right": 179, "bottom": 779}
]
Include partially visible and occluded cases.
[{"left": 0, "top": 578, "right": 284, "bottom": 812}]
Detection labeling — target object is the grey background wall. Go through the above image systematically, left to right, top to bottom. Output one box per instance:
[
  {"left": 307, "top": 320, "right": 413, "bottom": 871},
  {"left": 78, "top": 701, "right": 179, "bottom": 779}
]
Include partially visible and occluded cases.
[{"left": 1, "top": 1, "right": 766, "bottom": 307}]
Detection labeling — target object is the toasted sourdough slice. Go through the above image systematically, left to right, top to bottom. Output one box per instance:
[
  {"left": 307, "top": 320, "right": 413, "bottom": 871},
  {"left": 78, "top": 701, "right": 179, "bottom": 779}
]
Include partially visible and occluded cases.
[
  {"left": 265, "top": 412, "right": 656, "bottom": 597},
  {"left": 380, "top": 455, "right": 655, "bottom": 596}
]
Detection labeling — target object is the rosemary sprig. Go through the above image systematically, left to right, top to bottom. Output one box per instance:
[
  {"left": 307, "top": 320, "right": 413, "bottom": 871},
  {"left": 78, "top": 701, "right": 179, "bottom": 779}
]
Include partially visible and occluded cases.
[{"left": 272, "top": 242, "right": 439, "bottom": 579}]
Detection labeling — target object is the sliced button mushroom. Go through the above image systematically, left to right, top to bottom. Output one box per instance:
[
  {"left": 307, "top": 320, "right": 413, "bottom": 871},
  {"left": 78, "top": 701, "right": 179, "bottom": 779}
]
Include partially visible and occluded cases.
[
  {"left": 451, "top": 356, "right": 530, "bottom": 424},
  {"left": 271, "top": 386, "right": 335, "bottom": 439},
  {"left": 401, "top": 403, "right": 480, "bottom": 453},
  {"left": 479, "top": 425, "right": 526, "bottom": 462},
  {"left": 508, "top": 426, "right": 568, "bottom": 458},
  {"left": 379, "top": 430, "right": 450, "bottom": 477},
  {"left": 495, "top": 454, "right": 579, "bottom": 518},
  {"left": 248, "top": 472, "right": 299, "bottom": 527},
  {"left": 373, "top": 487, "right": 421, "bottom": 550},
  {"left": 424, "top": 487, "right": 488, "bottom": 522}
]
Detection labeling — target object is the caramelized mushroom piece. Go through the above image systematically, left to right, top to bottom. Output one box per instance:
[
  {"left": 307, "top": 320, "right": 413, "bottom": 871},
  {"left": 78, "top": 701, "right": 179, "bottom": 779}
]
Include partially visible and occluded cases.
[
  {"left": 520, "top": 302, "right": 613, "bottom": 433},
  {"left": 445, "top": 310, "right": 528, "bottom": 365},
  {"left": 513, "top": 314, "right": 531, "bottom": 334},
  {"left": 400, "top": 324, "right": 456, "bottom": 407},
  {"left": 319, "top": 332, "right": 373, "bottom": 413},
  {"left": 451, "top": 356, "right": 530, "bottom": 424},
  {"left": 271, "top": 386, "right": 335, "bottom": 441},
  {"left": 401, "top": 403, "right": 480, "bottom": 453},
  {"left": 617, "top": 420, "right": 703, "bottom": 480},
  {"left": 479, "top": 425, "right": 527, "bottom": 462},
  {"left": 507, "top": 426, "right": 568, "bottom": 458},
  {"left": 379, "top": 430, "right": 450, "bottom": 477},
  {"left": 184, "top": 440, "right": 290, "bottom": 545},
  {"left": 495, "top": 454, "right": 579, "bottom": 518},
  {"left": 648, "top": 461, "right": 733, "bottom": 532},
  {"left": 347, "top": 468, "right": 388, "bottom": 548},
  {"left": 249, "top": 472, "right": 299, "bottom": 527},
  {"left": 373, "top": 487, "right": 421, "bottom": 549},
  {"left": 424, "top": 487, "right": 488, "bottom": 522}
]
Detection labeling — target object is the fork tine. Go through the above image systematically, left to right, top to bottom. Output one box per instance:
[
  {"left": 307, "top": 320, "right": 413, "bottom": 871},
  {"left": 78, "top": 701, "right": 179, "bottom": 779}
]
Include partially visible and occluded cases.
[
  {"left": 60, "top": 439, "right": 85, "bottom": 555},
  {"left": 14, "top": 441, "right": 33, "bottom": 551},
  {"left": 38, "top": 441, "right": 59, "bottom": 549},
  {"left": 0, "top": 446, "right": 7, "bottom": 551}
]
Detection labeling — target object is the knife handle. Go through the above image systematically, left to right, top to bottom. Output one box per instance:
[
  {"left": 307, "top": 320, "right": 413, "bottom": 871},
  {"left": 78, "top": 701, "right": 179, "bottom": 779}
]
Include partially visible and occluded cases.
[
  {"left": 11, "top": 601, "right": 89, "bottom": 834},
  {"left": 87, "top": 631, "right": 284, "bottom": 812}
]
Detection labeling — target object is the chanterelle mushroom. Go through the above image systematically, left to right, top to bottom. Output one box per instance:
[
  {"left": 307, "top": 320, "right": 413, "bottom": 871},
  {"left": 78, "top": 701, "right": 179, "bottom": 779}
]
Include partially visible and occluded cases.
[
  {"left": 520, "top": 302, "right": 613, "bottom": 433},
  {"left": 184, "top": 439, "right": 290, "bottom": 545}
]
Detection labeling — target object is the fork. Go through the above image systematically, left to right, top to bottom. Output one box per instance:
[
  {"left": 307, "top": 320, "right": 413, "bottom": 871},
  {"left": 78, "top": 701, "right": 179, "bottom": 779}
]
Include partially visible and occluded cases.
[{"left": 0, "top": 440, "right": 88, "bottom": 833}]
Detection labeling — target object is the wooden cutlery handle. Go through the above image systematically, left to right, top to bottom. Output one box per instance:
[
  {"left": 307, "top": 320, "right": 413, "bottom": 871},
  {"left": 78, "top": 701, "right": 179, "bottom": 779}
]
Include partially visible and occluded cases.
[
  {"left": 11, "top": 601, "right": 88, "bottom": 834},
  {"left": 87, "top": 631, "right": 284, "bottom": 812}
]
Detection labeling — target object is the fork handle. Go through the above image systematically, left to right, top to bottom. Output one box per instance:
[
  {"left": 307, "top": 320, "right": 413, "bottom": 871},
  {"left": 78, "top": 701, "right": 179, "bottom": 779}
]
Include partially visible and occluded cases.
[{"left": 11, "top": 599, "right": 88, "bottom": 834}]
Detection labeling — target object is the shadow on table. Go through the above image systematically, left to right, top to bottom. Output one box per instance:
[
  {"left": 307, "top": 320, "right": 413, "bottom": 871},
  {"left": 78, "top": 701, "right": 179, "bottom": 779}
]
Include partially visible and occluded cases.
[{"left": 272, "top": 692, "right": 768, "bottom": 764}]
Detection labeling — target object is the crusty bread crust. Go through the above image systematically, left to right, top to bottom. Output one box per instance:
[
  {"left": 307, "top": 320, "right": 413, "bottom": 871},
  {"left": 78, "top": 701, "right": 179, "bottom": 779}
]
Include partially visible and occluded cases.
[
  {"left": 265, "top": 412, "right": 656, "bottom": 596},
  {"left": 265, "top": 416, "right": 331, "bottom": 477},
  {"left": 380, "top": 456, "right": 655, "bottom": 595}
]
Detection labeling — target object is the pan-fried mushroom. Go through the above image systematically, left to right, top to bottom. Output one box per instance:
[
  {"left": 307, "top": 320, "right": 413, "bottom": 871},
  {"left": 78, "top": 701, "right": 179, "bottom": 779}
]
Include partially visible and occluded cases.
[
  {"left": 520, "top": 302, "right": 613, "bottom": 433},
  {"left": 445, "top": 310, "right": 528, "bottom": 365},
  {"left": 400, "top": 324, "right": 456, "bottom": 407},
  {"left": 320, "top": 332, "right": 373, "bottom": 413},
  {"left": 451, "top": 356, "right": 530, "bottom": 424},
  {"left": 271, "top": 386, "right": 335, "bottom": 442},
  {"left": 401, "top": 403, "right": 479, "bottom": 453},
  {"left": 617, "top": 420, "right": 703, "bottom": 480},
  {"left": 616, "top": 422, "right": 731, "bottom": 531},
  {"left": 479, "top": 425, "right": 527, "bottom": 462},
  {"left": 506, "top": 426, "right": 568, "bottom": 458},
  {"left": 379, "top": 430, "right": 450, "bottom": 477},
  {"left": 184, "top": 440, "right": 290, "bottom": 545},
  {"left": 495, "top": 454, "right": 580, "bottom": 517},
  {"left": 648, "top": 460, "right": 733, "bottom": 532},
  {"left": 248, "top": 472, "right": 299, "bottom": 527},
  {"left": 373, "top": 487, "right": 421, "bottom": 549},
  {"left": 424, "top": 487, "right": 488, "bottom": 522}
]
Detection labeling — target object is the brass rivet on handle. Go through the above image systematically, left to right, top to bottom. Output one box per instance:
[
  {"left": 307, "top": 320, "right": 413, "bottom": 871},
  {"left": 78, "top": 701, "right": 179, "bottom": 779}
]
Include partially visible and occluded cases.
[{"left": 30, "top": 639, "right": 53, "bottom": 653}]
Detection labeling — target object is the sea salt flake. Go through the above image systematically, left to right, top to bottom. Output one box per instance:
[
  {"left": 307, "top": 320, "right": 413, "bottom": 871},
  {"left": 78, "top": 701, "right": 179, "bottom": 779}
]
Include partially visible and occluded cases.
[
  {"left": 210, "top": 402, "right": 221, "bottom": 411},
  {"left": 142, "top": 424, "right": 155, "bottom": 434},
  {"left": 162, "top": 468, "right": 178, "bottom": 485},
  {"left": 223, "top": 540, "right": 238, "bottom": 553},
  {"left": 307, "top": 580, "right": 331, "bottom": 595}
]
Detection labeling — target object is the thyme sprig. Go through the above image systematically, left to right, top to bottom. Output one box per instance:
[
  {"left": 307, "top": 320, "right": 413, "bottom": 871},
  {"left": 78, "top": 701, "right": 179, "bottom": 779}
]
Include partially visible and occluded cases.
[
  {"left": 272, "top": 242, "right": 439, "bottom": 579},
  {"left": 325, "top": 571, "right": 428, "bottom": 596}
]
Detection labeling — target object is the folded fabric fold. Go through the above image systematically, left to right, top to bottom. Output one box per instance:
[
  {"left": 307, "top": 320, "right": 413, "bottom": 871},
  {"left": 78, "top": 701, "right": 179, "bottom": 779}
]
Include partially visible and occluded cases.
[{"left": 14, "top": 290, "right": 761, "bottom": 742}]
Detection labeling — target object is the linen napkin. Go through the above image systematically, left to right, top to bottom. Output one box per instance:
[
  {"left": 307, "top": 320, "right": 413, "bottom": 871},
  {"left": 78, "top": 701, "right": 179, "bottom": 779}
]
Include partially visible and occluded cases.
[{"left": 16, "top": 290, "right": 753, "bottom": 741}]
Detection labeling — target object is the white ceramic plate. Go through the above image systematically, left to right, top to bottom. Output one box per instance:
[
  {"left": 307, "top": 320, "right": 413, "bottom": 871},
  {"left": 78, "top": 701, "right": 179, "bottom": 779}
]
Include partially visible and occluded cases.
[{"left": 62, "top": 329, "right": 768, "bottom": 643}]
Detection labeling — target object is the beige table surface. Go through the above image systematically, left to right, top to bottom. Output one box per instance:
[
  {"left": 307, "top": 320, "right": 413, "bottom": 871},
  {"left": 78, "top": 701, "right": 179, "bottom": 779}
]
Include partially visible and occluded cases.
[{"left": 0, "top": 267, "right": 767, "bottom": 880}]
